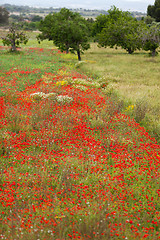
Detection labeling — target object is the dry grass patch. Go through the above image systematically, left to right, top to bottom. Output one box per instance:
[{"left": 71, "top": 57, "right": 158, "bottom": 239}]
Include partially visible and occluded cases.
[{"left": 78, "top": 43, "right": 160, "bottom": 141}]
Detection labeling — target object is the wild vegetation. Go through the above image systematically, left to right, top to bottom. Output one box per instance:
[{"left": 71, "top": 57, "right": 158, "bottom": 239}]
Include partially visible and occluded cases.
[
  {"left": 0, "top": 2, "right": 160, "bottom": 239},
  {"left": 0, "top": 36, "right": 160, "bottom": 240},
  {"left": 75, "top": 43, "right": 160, "bottom": 142}
]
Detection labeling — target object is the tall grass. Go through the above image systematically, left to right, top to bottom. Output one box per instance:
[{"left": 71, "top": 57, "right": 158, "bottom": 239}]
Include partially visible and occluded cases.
[{"left": 75, "top": 43, "right": 160, "bottom": 141}]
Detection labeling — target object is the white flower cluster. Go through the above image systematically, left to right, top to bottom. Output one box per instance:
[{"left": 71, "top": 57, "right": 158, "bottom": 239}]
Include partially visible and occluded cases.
[
  {"left": 30, "top": 92, "right": 56, "bottom": 100},
  {"left": 30, "top": 92, "right": 45, "bottom": 99},
  {"left": 30, "top": 92, "right": 73, "bottom": 104},
  {"left": 56, "top": 95, "right": 73, "bottom": 103}
]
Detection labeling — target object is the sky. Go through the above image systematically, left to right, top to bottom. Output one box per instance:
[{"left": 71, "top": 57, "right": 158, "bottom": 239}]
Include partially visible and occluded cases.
[{"left": 0, "top": 0, "right": 155, "bottom": 12}]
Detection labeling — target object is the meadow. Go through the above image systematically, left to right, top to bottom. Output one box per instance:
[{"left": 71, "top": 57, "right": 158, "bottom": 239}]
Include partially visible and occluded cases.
[
  {"left": 0, "top": 38, "right": 160, "bottom": 239},
  {"left": 74, "top": 43, "right": 160, "bottom": 142}
]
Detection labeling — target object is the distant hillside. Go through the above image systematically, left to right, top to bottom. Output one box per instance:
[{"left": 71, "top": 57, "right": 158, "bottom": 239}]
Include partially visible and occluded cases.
[{"left": 1, "top": 4, "right": 146, "bottom": 19}]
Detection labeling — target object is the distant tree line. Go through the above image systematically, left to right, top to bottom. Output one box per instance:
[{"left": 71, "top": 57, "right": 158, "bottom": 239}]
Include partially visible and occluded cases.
[
  {"left": 1, "top": 0, "right": 160, "bottom": 58},
  {"left": 2, "top": 4, "right": 146, "bottom": 19},
  {"left": 0, "top": 5, "right": 43, "bottom": 30},
  {"left": 37, "top": 6, "right": 160, "bottom": 58}
]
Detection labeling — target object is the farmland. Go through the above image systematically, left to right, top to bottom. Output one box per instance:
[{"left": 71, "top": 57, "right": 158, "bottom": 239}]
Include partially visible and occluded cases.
[{"left": 0, "top": 43, "right": 160, "bottom": 239}]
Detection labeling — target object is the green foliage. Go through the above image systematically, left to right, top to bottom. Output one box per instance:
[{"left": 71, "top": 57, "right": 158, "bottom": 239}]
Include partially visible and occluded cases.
[
  {"left": 147, "top": 0, "right": 160, "bottom": 22},
  {"left": 0, "top": 6, "right": 9, "bottom": 25},
  {"left": 95, "top": 6, "right": 144, "bottom": 54},
  {"left": 37, "top": 8, "right": 90, "bottom": 61},
  {"left": 92, "top": 14, "right": 108, "bottom": 37},
  {"left": 31, "top": 15, "right": 43, "bottom": 22},
  {"left": 144, "top": 15, "right": 155, "bottom": 24},
  {"left": 86, "top": 18, "right": 94, "bottom": 38},
  {"left": 21, "top": 21, "right": 40, "bottom": 31},
  {"left": 140, "top": 22, "right": 160, "bottom": 56},
  {"left": 2, "top": 24, "right": 28, "bottom": 52}
]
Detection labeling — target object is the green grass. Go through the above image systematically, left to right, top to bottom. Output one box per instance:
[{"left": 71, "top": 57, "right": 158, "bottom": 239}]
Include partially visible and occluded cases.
[
  {"left": 0, "top": 29, "right": 55, "bottom": 49},
  {"left": 0, "top": 30, "right": 160, "bottom": 141},
  {"left": 0, "top": 36, "right": 160, "bottom": 240},
  {"left": 75, "top": 43, "right": 160, "bottom": 141},
  {"left": 0, "top": 45, "right": 62, "bottom": 96}
]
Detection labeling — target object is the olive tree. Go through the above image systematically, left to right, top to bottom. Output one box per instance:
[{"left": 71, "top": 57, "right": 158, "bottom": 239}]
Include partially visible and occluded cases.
[
  {"left": 95, "top": 6, "right": 144, "bottom": 54},
  {"left": 37, "top": 8, "right": 90, "bottom": 61},
  {"left": 140, "top": 22, "right": 160, "bottom": 56},
  {"left": 2, "top": 24, "right": 28, "bottom": 52}
]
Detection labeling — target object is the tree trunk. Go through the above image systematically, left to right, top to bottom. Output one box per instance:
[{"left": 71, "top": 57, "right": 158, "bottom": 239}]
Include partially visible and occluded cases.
[
  {"left": 11, "top": 39, "right": 16, "bottom": 52},
  {"left": 65, "top": 43, "right": 69, "bottom": 54},
  {"left": 127, "top": 48, "right": 134, "bottom": 54},
  {"left": 77, "top": 49, "right": 81, "bottom": 61},
  {"left": 151, "top": 49, "right": 156, "bottom": 57}
]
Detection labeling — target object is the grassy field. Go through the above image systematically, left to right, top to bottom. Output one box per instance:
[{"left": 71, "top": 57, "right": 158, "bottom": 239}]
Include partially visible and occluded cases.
[
  {"left": 0, "top": 35, "right": 160, "bottom": 239},
  {"left": 74, "top": 43, "right": 160, "bottom": 141}
]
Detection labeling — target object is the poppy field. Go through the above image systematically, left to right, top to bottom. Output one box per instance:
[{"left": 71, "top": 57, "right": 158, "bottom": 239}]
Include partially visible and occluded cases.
[{"left": 0, "top": 46, "right": 160, "bottom": 240}]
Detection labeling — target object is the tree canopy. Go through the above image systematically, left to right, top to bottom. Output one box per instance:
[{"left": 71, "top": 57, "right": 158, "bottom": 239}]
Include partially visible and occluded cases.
[
  {"left": 147, "top": 0, "right": 160, "bottom": 22},
  {"left": 95, "top": 6, "right": 144, "bottom": 54},
  {"left": 0, "top": 7, "right": 9, "bottom": 25},
  {"left": 37, "top": 8, "right": 90, "bottom": 61},
  {"left": 92, "top": 14, "right": 108, "bottom": 37},
  {"left": 140, "top": 22, "right": 160, "bottom": 56},
  {"left": 2, "top": 24, "right": 28, "bottom": 52}
]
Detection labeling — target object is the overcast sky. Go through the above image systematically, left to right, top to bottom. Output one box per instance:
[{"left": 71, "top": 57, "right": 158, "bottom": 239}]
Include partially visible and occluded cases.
[{"left": 0, "top": 0, "right": 155, "bottom": 12}]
